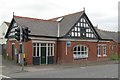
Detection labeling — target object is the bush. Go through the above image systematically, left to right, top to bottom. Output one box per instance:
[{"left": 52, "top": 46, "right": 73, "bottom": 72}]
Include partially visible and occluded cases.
[{"left": 109, "top": 53, "right": 120, "bottom": 61}]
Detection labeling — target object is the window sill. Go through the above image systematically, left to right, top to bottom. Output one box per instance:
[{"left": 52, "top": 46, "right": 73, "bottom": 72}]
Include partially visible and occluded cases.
[
  {"left": 97, "top": 55, "right": 101, "bottom": 57},
  {"left": 103, "top": 55, "right": 107, "bottom": 57},
  {"left": 74, "top": 57, "right": 88, "bottom": 60}
]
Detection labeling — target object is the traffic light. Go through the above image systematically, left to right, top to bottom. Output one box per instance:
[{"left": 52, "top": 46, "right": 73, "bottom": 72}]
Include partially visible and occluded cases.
[
  {"left": 15, "top": 27, "right": 20, "bottom": 41},
  {"left": 23, "top": 27, "right": 31, "bottom": 41},
  {"left": 21, "top": 28, "right": 25, "bottom": 42}
]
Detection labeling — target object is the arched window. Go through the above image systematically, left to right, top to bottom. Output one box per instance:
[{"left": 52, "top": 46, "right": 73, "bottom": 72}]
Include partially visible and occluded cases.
[{"left": 73, "top": 45, "right": 88, "bottom": 59}]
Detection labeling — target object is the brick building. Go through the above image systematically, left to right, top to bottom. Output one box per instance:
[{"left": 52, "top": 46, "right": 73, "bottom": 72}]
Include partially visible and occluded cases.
[{"left": 5, "top": 11, "right": 119, "bottom": 65}]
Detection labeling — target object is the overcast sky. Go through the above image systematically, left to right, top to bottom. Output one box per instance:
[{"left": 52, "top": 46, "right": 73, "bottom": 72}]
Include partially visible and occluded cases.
[{"left": 0, "top": 0, "right": 119, "bottom": 31}]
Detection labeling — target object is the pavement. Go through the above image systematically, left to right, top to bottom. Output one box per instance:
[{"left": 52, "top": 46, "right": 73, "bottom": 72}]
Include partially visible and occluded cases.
[
  {"left": 1, "top": 55, "right": 119, "bottom": 79},
  {"left": 2, "top": 56, "right": 119, "bottom": 74},
  {"left": 5, "top": 64, "right": 119, "bottom": 78}
]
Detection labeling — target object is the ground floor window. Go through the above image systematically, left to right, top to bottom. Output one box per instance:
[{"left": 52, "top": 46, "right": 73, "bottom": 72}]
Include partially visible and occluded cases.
[
  {"left": 11, "top": 43, "right": 15, "bottom": 60},
  {"left": 33, "top": 43, "right": 54, "bottom": 65},
  {"left": 33, "top": 43, "right": 54, "bottom": 57},
  {"left": 19, "top": 44, "right": 22, "bottom": 53},
  {"left": 97, "top": 44, "right": 107, "bottom": 57},
  {"left": 111, "top": 44, "right": 117, "bottom": 54},
  {"left": 73, "top": 45, "right": 88, "bottom": 59},
  {"left": 97, "top": 45, "right": 101, "bottom": 57},
  {"left": 103, "top": 46, "right": 107, "bottom": 56}
]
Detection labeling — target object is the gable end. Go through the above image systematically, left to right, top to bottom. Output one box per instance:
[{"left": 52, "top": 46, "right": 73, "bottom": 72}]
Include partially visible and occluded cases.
[{"left": 63, "top": 13, "right": 101, "bottom": 40}]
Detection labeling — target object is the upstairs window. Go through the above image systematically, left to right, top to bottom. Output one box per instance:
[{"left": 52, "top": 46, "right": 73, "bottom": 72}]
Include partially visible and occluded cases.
[
  {"left": 67, "top": 17, "right": 96, "bottom": 39},
  {"left": 73, "top": 45, "right": 88, "bottom": 59}
]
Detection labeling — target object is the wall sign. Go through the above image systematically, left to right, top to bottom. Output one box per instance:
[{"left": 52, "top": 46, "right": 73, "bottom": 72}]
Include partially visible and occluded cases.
[{"left": 66, "top": 41, "right": 71, "bottom": 47}]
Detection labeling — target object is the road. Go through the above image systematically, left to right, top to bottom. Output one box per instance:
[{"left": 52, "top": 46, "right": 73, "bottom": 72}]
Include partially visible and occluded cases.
[
  {"left": 0, "top": 55, "right": 11, "bottom": 79},
  {"left": 0, "top": 55, "right": 2, "bottom": 79},
  {"left": 1, "top": 56, "right": 119, "bottom": 78},
  {"left": 4, "top": 64, "right": 118, "bottom": 78}
]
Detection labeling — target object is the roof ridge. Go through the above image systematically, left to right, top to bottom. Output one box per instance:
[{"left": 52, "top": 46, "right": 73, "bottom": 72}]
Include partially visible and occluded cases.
[
  {"left": 13, "top": 11, "right": 84, "bottom": 22},
  {"left": 48, "top": 11, "right": 84, "bottom": 21},
  {"left": 14, "top": 15, "right": 57, "bottom": 22},
  {"left": 94, "top": 26, "right": 116, "bottom": 33},
  {"left": 99, "top": 28, "right": 116, "bottom": 33},
  {"left": 102, "top": 29, "right": 116, "bottom": 33}
]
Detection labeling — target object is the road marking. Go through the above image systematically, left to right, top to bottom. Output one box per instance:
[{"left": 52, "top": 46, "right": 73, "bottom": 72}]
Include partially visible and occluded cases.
[
  {"left": 0, "top": 66, "right": 5, "bottom": 68},
  {"left": 26, "top": 67, "right": 54, "bottom": 72},
  {"left": 80, "top": 67, "right": 86, "bottom": 69},
  {"left": 0, "top": 74, "right": 10, "bottom": 78},
  {"left": 104, "top": 75, "right": 107, "bottom": 78}
]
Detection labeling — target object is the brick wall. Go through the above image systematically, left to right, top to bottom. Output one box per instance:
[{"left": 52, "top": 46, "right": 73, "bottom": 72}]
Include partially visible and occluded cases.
[
  {"left": 6, "top": 39, "right": 118, "bottom": 65},
  {"left": 6, "top": 39, "right": 33, "bottom": 64},
  {"left": 6, "top": 39, "right": 58, "bottom": 65},
  {"left": 24, "top": 40, "right": 33, "bottom": 64},
  {"left": 57, "top": 40, "right": 117, "bottom": 64},
  {"left": 118, "top": 43, "right": 120, "bottom": 55}
]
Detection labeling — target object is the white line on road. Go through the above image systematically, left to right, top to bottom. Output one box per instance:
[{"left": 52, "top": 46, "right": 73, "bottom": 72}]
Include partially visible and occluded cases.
[
  {"left": 0, "top": 66, "right": 5, "bottom": 68},
  {"left": 26, "top": 67, "right": 54, "bottom": 72},
  {"left": 80, "top": 67, "right": 86, "bottom": 69},
  {"left": 0, "top": 74, "right": 10, "bottom": 78},
  {"left": 103, "top": 75, "right": 107, "bottom": 78}
]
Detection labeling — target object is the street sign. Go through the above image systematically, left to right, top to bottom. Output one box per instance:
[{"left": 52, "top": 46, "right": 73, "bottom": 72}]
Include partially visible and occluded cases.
[{"left": 66, "top": 41, "right": 71, "bottom": 47}]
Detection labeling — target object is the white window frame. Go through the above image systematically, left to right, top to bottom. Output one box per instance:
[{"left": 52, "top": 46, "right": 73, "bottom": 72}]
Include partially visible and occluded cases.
[
  {"left": 33, "top": 43, "right": 54, "bottom": 57},
  {"left": 33, "top": 43, "right": 37, "bottom": 57},
  {"left": 73, "top": 45, "right": 88, "bottom": 59},
  {"left": 97, "top": 45, "right": 101, "bottom": 57},
  {"left": 103, "top": 46, "right": 107, "bottom": 56}
]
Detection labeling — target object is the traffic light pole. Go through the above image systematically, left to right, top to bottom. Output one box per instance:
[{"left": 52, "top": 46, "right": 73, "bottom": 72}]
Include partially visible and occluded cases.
[
  {"left": 15, "top": 26, "right": 31, "bottom": 71},
  {"left": 20, "top": 26, "right": 24, "bottom": 71},
  {"left": 21, "top": 42, "right": 24, "bottom": 71},
  {"left": 22, "top": 42, "right": 24, "bottom": 71}
]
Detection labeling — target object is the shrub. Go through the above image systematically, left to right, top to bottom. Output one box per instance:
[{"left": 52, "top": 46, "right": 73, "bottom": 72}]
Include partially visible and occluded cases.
[{"left": 109, "top": 53, "right": 120, "bottom": 61}]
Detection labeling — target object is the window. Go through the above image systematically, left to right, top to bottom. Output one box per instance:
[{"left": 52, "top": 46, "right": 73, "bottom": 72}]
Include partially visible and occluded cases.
[
  {"left": 66, "top": 17, "right": 96, "bottom": 39},
  {"left": 13, "top": 23, "right": 17, "bottom": 27},
  {"left": 33, "top": 43, "right": 54, "bottom": 57},
  {"left": 33, "top": 43, "right": 41, "bottom": 57},
  {"left": 37, "top": 43, "right": 39, "bottom": 56},
  {"left": 48, "top": 43, "right": 54, "bottom": 56},
  {"left": 20, "top": 44, "right": 22, "bottom": 53},
  {"left": 97, "top": 44, "right": 107, "bottom": 57},
  {"left": 73, "top": 45, "right": 88, "bottom": 59},
  {"left": 111, "top": 45, "right": 116, "bottom": 53},
  {"left": 97, "top": 46, "right": 101, "bottom": 57},
  {"left": 103, "top": 46, "right": 107, "bottom": 56}
]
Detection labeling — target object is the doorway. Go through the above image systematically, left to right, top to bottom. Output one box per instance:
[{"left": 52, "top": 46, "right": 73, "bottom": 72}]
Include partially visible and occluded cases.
[
  {"left": 12, "top": 44, "right": 15, "bottom": 60},
  {"left": 41, "top": 47, "right": 46, "bottom": 64}
]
